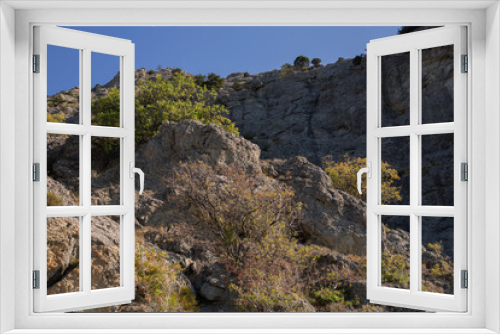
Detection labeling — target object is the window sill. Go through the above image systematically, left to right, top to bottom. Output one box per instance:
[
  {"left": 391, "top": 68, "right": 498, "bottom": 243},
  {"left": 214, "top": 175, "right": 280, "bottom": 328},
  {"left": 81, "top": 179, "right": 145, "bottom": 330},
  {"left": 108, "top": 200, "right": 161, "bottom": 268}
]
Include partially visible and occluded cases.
[{"left": 4, "top": 329, "right": 498, "bottom": 334}]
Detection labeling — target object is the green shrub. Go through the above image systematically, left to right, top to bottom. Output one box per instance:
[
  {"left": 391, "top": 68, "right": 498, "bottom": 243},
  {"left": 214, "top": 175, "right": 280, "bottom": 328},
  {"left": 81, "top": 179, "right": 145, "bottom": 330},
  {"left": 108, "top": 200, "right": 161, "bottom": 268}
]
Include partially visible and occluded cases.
[
  {"left": 352, "top": 54, "right": 365, "bottom": 66},
  {"left": 293, "top": 55, "right": 310, "bottom": 71},
  {"left": 336, "top": 57, "right": 345, "bottom": 64},
  {"left": 311, "top": 58, "right": 322, "bottom": 68},
  {"left": 279, "top": 63, "right": 295, "bottom": 77},
  {"left": 171, "top": 68, "right": 184, "bottom": 76},
  {"left": 91, "top": 72, "right": 238, "bottom": 152},
  {"left": 243, "top": 72, "right": 251, "bottom": 77},
  {"left": 205, "top": 73, "right": 225, "bottom": 90},
  {"left": 193, "top": 74, "right": 206, "bottom": 87},
  {"left": 322, "top": 154, "right": 402, "bottom": 203},
  {"left": 47, "top": 192, "right": 63, "bottom": 206},
  {"left": 313, "top": 288, "right": 345, "bottom": 305}
]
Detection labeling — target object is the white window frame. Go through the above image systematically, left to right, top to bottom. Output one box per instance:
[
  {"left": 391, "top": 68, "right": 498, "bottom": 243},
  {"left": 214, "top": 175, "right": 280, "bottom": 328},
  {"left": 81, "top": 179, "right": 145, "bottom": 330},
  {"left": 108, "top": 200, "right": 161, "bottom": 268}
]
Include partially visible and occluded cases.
[{"left": 0, "top": 1, "right": 499, "bottom": 333}]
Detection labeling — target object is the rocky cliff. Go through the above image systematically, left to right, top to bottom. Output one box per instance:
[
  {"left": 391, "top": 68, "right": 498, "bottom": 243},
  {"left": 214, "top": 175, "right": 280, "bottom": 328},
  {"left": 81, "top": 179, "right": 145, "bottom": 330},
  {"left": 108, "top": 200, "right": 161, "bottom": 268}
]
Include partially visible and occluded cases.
[{"left": 45, "top": 48, "right": 455, "bottom": 312}]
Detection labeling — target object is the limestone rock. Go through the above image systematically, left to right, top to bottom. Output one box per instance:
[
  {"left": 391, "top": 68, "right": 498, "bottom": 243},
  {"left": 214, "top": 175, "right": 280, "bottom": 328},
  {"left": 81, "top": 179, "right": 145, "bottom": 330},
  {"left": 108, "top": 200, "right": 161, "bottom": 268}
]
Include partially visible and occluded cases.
[{"left": 264, "top": 156, "right": 367, "bottom": 255}]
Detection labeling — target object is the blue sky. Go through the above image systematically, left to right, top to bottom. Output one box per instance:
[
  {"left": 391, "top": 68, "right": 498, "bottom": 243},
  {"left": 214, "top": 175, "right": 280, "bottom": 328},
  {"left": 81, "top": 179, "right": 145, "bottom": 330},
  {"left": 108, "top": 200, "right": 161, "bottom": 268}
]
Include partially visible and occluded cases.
[{"left": 48, "top": 26, "right": 400, "bottom": 95}]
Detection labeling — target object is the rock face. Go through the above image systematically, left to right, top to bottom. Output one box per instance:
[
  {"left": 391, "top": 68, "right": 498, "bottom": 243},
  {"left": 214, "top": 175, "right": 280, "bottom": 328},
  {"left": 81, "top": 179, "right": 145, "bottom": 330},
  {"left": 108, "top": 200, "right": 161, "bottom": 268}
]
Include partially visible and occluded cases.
[
  {"left": 220, "top": 61, "right": 368, "bottom": 165},
  {"left": 139, "top": 120, "right": 262, "bottom": 174},
  {"left": 264, "top": 156, "right": 366, "bottom": 255}
]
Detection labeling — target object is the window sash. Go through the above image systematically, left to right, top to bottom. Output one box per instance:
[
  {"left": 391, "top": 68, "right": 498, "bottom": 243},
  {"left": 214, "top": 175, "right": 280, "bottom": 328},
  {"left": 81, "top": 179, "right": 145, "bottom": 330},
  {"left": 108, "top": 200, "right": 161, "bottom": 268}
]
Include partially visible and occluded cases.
[
  {"left": 32, "top": 26, "right": 136, "bottom": 313},
  {"left": 366, "top": 26, "right": 468, "bottom": 312}
]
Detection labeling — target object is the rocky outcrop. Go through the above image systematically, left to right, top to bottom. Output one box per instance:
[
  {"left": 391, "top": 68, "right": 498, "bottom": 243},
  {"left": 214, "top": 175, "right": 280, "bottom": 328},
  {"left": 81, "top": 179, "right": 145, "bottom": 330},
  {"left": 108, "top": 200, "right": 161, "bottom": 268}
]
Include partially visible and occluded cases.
[
  {"left": 220, "top": 61, "right": 368, "bottom": 165},
  {"left": 139, "top": 120, "right": 262, "bottom": 174},
  {"left": 264, "top": 156, "right": 366, "bottom": 255}
]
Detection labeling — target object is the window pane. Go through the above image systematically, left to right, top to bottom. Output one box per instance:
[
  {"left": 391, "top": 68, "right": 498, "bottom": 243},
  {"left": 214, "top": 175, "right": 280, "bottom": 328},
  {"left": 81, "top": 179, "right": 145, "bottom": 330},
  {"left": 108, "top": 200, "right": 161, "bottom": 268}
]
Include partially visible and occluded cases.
[
  {"left": 47, "top": 45, "right": 80, "bottom": 124},
  {"left": 421, "top": 45, "right": 454, "bottom": 124},
  {"left": 91, "top": 52, "right": 121, "bottom": 127},
  {"left": 381, "top": 52, "right": 410, "bottom": 127},
  {"left": 47, "top": 134, "right": 80, "bottom": 206},
  {"left": 421, "top": 134, "right": 454, "bottom": 206},
  {"left": 91, "top": 137, "right": 120, "bottom": 205},
  {"left": 381, "top": 137, "right": 409, "bottom": 205},
  {"left": 91, "top": 215, "right": 121, "bottom": 290},
  {"left": 381, "top": 215, "right": 410, "bottom": 290},
  {"left": 47, "top": 217, "right": 80, "bottom": 295},
  {"left": 421, "top": 217, "right": 454, "bottom": 295}
]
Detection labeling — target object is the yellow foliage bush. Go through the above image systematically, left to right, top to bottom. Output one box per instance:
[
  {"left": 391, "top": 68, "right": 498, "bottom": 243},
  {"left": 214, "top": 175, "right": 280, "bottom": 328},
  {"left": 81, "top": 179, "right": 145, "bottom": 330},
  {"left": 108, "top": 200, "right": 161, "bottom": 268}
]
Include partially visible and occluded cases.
[
  {"left": 47, "top": 112, "right": 66, "bottom": 123},
  {"left": 322, "top": 154, "right": 402, "bottom": 204},
  {"left": 47, "top": 192, "right": 63, "bottom": 206},
  {"left": 135, "top": 243, "right": 199, "bottom": 312},
  {"left": 381, "top": 249, "right": 410, "bottom": 288}
]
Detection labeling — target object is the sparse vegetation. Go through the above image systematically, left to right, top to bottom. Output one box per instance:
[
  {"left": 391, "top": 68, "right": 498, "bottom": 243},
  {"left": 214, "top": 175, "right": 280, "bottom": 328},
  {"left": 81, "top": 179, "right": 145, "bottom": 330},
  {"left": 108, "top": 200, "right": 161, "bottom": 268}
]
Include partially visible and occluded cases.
[{"left": 422, "top": 242, "right": 454, "bottom": 294}]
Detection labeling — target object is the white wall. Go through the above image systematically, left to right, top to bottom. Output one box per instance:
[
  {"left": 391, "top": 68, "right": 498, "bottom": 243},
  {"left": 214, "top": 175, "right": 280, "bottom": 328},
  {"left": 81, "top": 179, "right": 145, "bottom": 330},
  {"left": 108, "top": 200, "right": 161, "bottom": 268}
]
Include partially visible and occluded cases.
[
  {"left": 0, "top": 2, "right": 16, "bottom": 333},
  {"left": 485, "top": 2, "right": 500, "bottom": 333}
]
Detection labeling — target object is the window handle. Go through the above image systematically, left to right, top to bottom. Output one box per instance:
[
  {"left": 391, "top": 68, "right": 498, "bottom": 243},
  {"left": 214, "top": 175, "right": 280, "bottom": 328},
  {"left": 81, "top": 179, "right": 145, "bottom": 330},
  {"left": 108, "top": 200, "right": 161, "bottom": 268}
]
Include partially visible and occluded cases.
[
  {"left": 129, "top": 162, "right": 145, "bottom": 195},
  {"left": 357, "top": 162, "right": 372, "bottom": 195}
]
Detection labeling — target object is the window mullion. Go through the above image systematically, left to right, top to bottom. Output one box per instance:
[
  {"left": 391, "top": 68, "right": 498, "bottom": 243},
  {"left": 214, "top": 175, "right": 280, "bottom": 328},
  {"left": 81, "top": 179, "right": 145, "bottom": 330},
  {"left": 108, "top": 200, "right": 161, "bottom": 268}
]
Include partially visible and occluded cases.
[
  {"left": 409, "top": 47, "right": 420, "bottom": 295},
  {"left": 82, "top": 48, "right": 92, "bottom": 294}
]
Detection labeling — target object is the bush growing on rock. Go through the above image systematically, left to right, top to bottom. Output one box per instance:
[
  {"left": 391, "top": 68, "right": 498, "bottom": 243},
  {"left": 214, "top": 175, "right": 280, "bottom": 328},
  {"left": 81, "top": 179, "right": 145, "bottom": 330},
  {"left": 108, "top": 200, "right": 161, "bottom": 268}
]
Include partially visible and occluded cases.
[
  {"left": 352, "top": 54, "right": 365, "bottom": 66},
  {"left": 293, "top": 55, "right": 310, "bottom": 71},
  {"left": 311, "top": 58, "right": 322, "bottom": 68},
  {"left": 279, "top": 63, "right": 295, "bottom": 77},
  {"left": 91, "top": 72, "right": 238, "bottom": 154},
  {"left": 205, "top": 73, "right": 225, "bottom": 90},
  {"left": 47, "top": 112, "right": 66, "bottom": 123},
  {"left": 322, "top": 154, "right": 402, "bottom": 204},
  {"left": 170, "top": 161, "right": 317, "bottom": 311},
  {"left": 135, "top": 243, "right": 199, "bottom": 312},
  {"left": 381, "top": 249, "right": 410, "bottom": 288}
]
